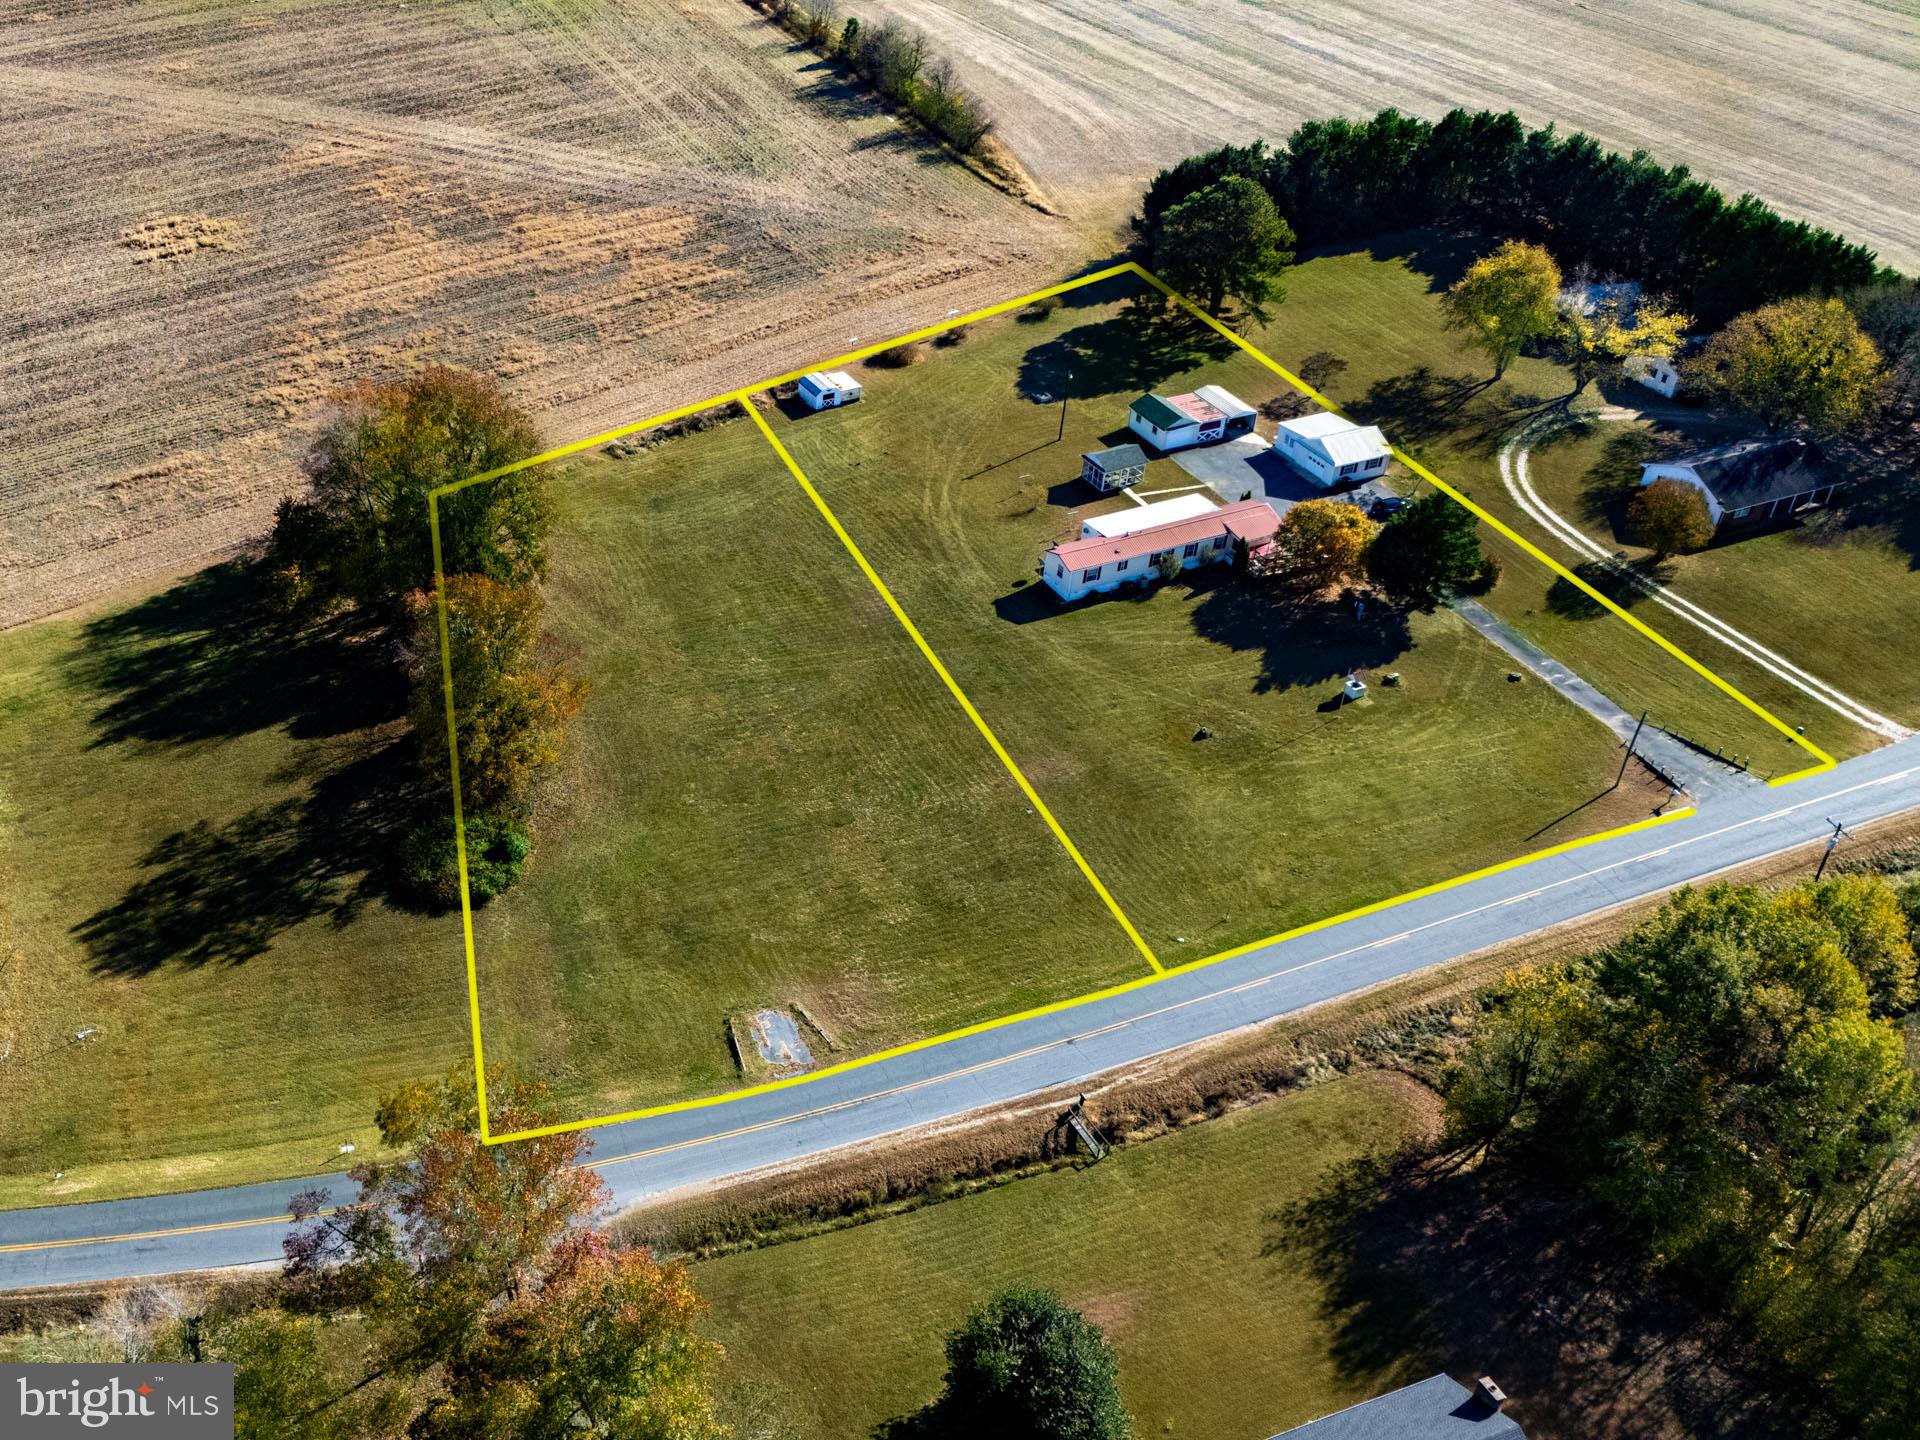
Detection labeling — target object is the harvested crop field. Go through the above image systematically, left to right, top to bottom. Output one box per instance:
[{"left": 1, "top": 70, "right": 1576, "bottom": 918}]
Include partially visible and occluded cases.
[
  {"left": 0, "top": 0, "right": 1073, "bottom": 626},
  {"left": 853, "top": 0, "right": 1920, "bottom": 275}
]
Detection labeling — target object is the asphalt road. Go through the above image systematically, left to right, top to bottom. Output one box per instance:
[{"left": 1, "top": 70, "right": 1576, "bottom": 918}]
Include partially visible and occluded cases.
[{"left": 5, "top": 737, "right": 1917, "bottom": 1289}]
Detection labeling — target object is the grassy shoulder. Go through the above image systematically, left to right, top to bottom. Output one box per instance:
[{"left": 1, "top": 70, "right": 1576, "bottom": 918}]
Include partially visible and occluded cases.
[
  {"left": 1233, "top": 235, "right": 1879, "bottom": 766},
  {"left": 693, "top": 1069, "right": 1433, "bottom": 1440}
]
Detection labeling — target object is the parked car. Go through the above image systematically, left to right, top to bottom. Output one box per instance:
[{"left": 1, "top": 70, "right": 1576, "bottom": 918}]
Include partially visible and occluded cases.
[{"left": 1368, "top": 496, "right": 1410, "bottom": 521}]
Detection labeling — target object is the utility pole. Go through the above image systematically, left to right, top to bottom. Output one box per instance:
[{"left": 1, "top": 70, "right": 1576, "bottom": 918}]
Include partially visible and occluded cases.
[
  {"left": 1057, "top": 370, "right": 1072, "bottom": 442},
  {"left": 1613, "top": 710, "right": 1647, "bottom": 790},
  {"left": 1814, "top": 816, "right": 1855, "bottom": 880}
]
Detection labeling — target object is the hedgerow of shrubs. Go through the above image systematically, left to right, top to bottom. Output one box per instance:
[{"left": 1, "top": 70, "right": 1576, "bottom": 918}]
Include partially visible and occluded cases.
[{"left": 754, "top": 0, "right": 994, "bottom": 156}]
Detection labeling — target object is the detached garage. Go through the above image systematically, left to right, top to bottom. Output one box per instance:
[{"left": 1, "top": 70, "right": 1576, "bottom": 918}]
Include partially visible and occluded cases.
[{"left": 798, "top": 370, "right": 863, "bottom": 410}]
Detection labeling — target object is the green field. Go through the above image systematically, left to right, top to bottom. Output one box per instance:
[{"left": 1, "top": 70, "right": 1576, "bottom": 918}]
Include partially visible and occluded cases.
[
  {"left": 0, "top": 239, "right": 1844, "bottom": 1205},
  {"left": 771, "top": 282, "right": 1675, "bottom": 964},
  {"left": 1521, "top": 416, "right": 1920, "bottom": 731},
  {"left": 468, "top": 423, "right": 1141, "bottom": 1108},
  {"left": 0, "top": 571, "right": 467, "bottom": 1207},
  {"left": 694, "top": 1070, "right": 1427, "bottom": 1440}
]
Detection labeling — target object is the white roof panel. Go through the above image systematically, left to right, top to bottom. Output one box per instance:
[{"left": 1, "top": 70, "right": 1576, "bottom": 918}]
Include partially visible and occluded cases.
[
  {"left": 1193, "top": 384, "right": 1256, "bottom": 419},
  {"left": 1083, "top": 492, "right": 1220, "bottom": 537}
]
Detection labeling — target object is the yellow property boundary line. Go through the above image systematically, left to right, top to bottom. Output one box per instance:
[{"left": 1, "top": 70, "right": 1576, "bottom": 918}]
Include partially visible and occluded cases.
[{"left": 429, "top": 260, "right": 1835, "bottom": 1145}]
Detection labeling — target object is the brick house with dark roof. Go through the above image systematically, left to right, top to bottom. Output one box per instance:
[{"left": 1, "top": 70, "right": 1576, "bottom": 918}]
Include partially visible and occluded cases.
[{"left": 1638, "top": 436, "right": 1842, "bottom": 535}]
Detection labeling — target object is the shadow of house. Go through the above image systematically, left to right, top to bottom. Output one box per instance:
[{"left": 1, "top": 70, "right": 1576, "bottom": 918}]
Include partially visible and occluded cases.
[
  {"left": 1016, "top": 309, "right": 1235, "bottom": 406},
  {"left": 64, "top": 561, "right": 425, "bottom": 977},
  {"left": 1187, "top": 579, "right": 1413, "bottom": 694},
  {"left": 1271, "top": 1153, "right": 1791, "bottom": 1440}
]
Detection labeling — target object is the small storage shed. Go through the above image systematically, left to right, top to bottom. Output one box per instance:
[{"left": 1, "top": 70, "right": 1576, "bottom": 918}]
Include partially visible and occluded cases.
[
  {"left": 1625, "top": 354, "right": 1682, "bottom": 398},
  {"left": 798, "top": 370, "right": 863, "bottom": 411},
  {"left": 1080, "top": 443, "right": 1148, "bottom": 493}
]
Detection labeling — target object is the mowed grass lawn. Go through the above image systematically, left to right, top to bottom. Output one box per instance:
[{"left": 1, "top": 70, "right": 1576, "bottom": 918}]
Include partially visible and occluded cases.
[
  {"left": 1231, "top": 236, "right": 1873, "bottom": 766},
  {"left": 771, "top": 284, "right": 1666, "bottom": 965},
  {"left": 1522, "top": 417, "right": 1920, "bottom": 732},
  {"left": 0, "top": 422, "right": 1146, "bottom": 1204},
  {"left": 469, "top": 426, "right": 1141, "bottom": 1107},
  {"left": 0, "top": 572, "right": 470, "bottom": 1207},
  {"left": 695, "top": 1071, "right": 1430, "bottom": 1440}
]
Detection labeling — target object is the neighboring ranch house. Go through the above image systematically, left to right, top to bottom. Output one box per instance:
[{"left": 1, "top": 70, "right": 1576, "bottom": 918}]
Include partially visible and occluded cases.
[
  {"left": 798, "top": 369, "right": 862, "bottom": 410},
  {"left": 1126, "top": 385, "right": 1257, "bottom": 451},
  {"left": 1273, "top": 411, "right": 1391, "bottom": 487},
  {"left": 1640, "top": 437, "right": 1841, "bottom": 533},
  {"left": 1080, "top": 442, "right": 1148, "bottom": 493},
  {"left": 1041, "top": 497, "right": 1281, "bottom": 602}
]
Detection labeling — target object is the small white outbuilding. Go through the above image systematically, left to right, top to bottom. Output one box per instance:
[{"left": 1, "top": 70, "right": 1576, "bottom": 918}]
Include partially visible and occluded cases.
[
  {"left": 1625, "top": 354, "right": 1682, "bottom": 398},
  {"left": 798, "top": 370, "right": 863, "bottom": 410},
  {"left": 1272, "top": 411, "right": 1391, "bottom": 488}
]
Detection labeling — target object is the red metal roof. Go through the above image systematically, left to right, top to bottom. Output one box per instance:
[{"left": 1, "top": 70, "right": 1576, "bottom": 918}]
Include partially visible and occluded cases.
[
  {"left": 1167, "top": 392, "right": 1227, "bottom": 424},
  {"left": 1047, "top": 499, "right": 1281, "bottom": 571}
]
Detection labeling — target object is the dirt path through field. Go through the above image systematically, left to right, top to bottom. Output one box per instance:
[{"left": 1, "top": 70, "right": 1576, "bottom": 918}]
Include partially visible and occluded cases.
[{"left": 853, "top": 0, "right": 1920, "bottom": 274}]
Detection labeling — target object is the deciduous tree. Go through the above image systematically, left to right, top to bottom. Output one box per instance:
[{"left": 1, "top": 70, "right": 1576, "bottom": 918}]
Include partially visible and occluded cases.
[
  {"left": 1157, "top": 175, "right": 1296, "bottom": 317},
  {"left": 1440, "top": 240, "right": 1562, "bottom": 379},
  {"left": 1557, "top": 296, "right": 1692, "bottom": 394},
  {"left": 1695, "top": 296, "right": 1884, "bottom": 432},
  {"left": 271, "top": 366, "right": 549, "bottom": 615},
  {"left": 1627, "top": 476, "right": 1713, "bottom": 561},
  {"left": 1259, "top": 498, "right": 1376, "bottom": 593},
  {"left": 407, "top": 574, "right": 585, "bottom": 813},
  {"left": 283, "top": 1070, "right": 727, "bottom": 1438},
  {"left": 412, "top": 1234, "right": 724, "bottom": 1440}
]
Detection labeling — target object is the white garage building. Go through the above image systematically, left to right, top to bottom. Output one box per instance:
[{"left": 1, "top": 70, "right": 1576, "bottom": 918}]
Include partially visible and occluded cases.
[{"left": 1272, "top": 412, "right": 1391, "bottom": 487}]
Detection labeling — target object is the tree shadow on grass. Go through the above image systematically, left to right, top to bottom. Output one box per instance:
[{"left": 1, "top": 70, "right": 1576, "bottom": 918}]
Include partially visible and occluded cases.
[
  {"left": 1016, "top": 306, "right": 1234, "bottom": 404},
  {"left": 1822, "top": 421, "right": 1920, "bottom": 569},
  {"left": 1545, "top": 558, "right": 1654, "bottom": 620},
  {"left": 64, "top": 561, "right": 427, "bottom": 976},
  {"left": 66, "top": 561, "right": 403, "bottom": 750},
  {"left": 1187, "top": 578, "right": 1412, "bottom": 694},
  {"left": 73, "top": 736, "right": 420, "bottom": 977},
  {"left": 1270, "top": 1150, "right": 1789, "bottom": 1440}
]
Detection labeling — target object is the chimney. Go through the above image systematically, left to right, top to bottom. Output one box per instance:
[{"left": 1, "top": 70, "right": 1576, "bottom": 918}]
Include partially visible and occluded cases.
[{"left": 1473, "top": 1377, "right": 1508, "bottom": 1414}]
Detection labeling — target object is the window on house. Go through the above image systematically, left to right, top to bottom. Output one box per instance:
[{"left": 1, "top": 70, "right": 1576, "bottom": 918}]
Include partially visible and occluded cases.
[
  {"left": 1338, "top": 462, "right": 1358, "bottom": 476},
  {"left": 1731, "top": 507, "right": 1750, "bottom": 518},
  {"left": 1212, "top": 536, "right": 1227, "bottom": 549},
  {"left": 1182, "top": 542, "right": 1199, "bottom": 557},
  {"left": 1117, "top": 558, "right": 1130, "bottom": 571},
  {"left": 1055, "top": 563, "right": 1064, "bottom": 577},
  {"left": 1083, "top": 567, "right": 1101, "bottom": 582}
]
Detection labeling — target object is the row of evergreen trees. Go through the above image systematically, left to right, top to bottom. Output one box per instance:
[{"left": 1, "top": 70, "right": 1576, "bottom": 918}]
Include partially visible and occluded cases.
[{"left": 1138, "top": 109, "right": 1895, "bottom": 325}]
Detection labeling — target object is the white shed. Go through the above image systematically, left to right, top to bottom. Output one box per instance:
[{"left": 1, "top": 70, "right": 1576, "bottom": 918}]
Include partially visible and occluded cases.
[
  {"left": 1625, "top": 354, "right": 1682, "bottom": 398},
  {"left": 798, "top": 370, "right": 863, "bottom": 411}
]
